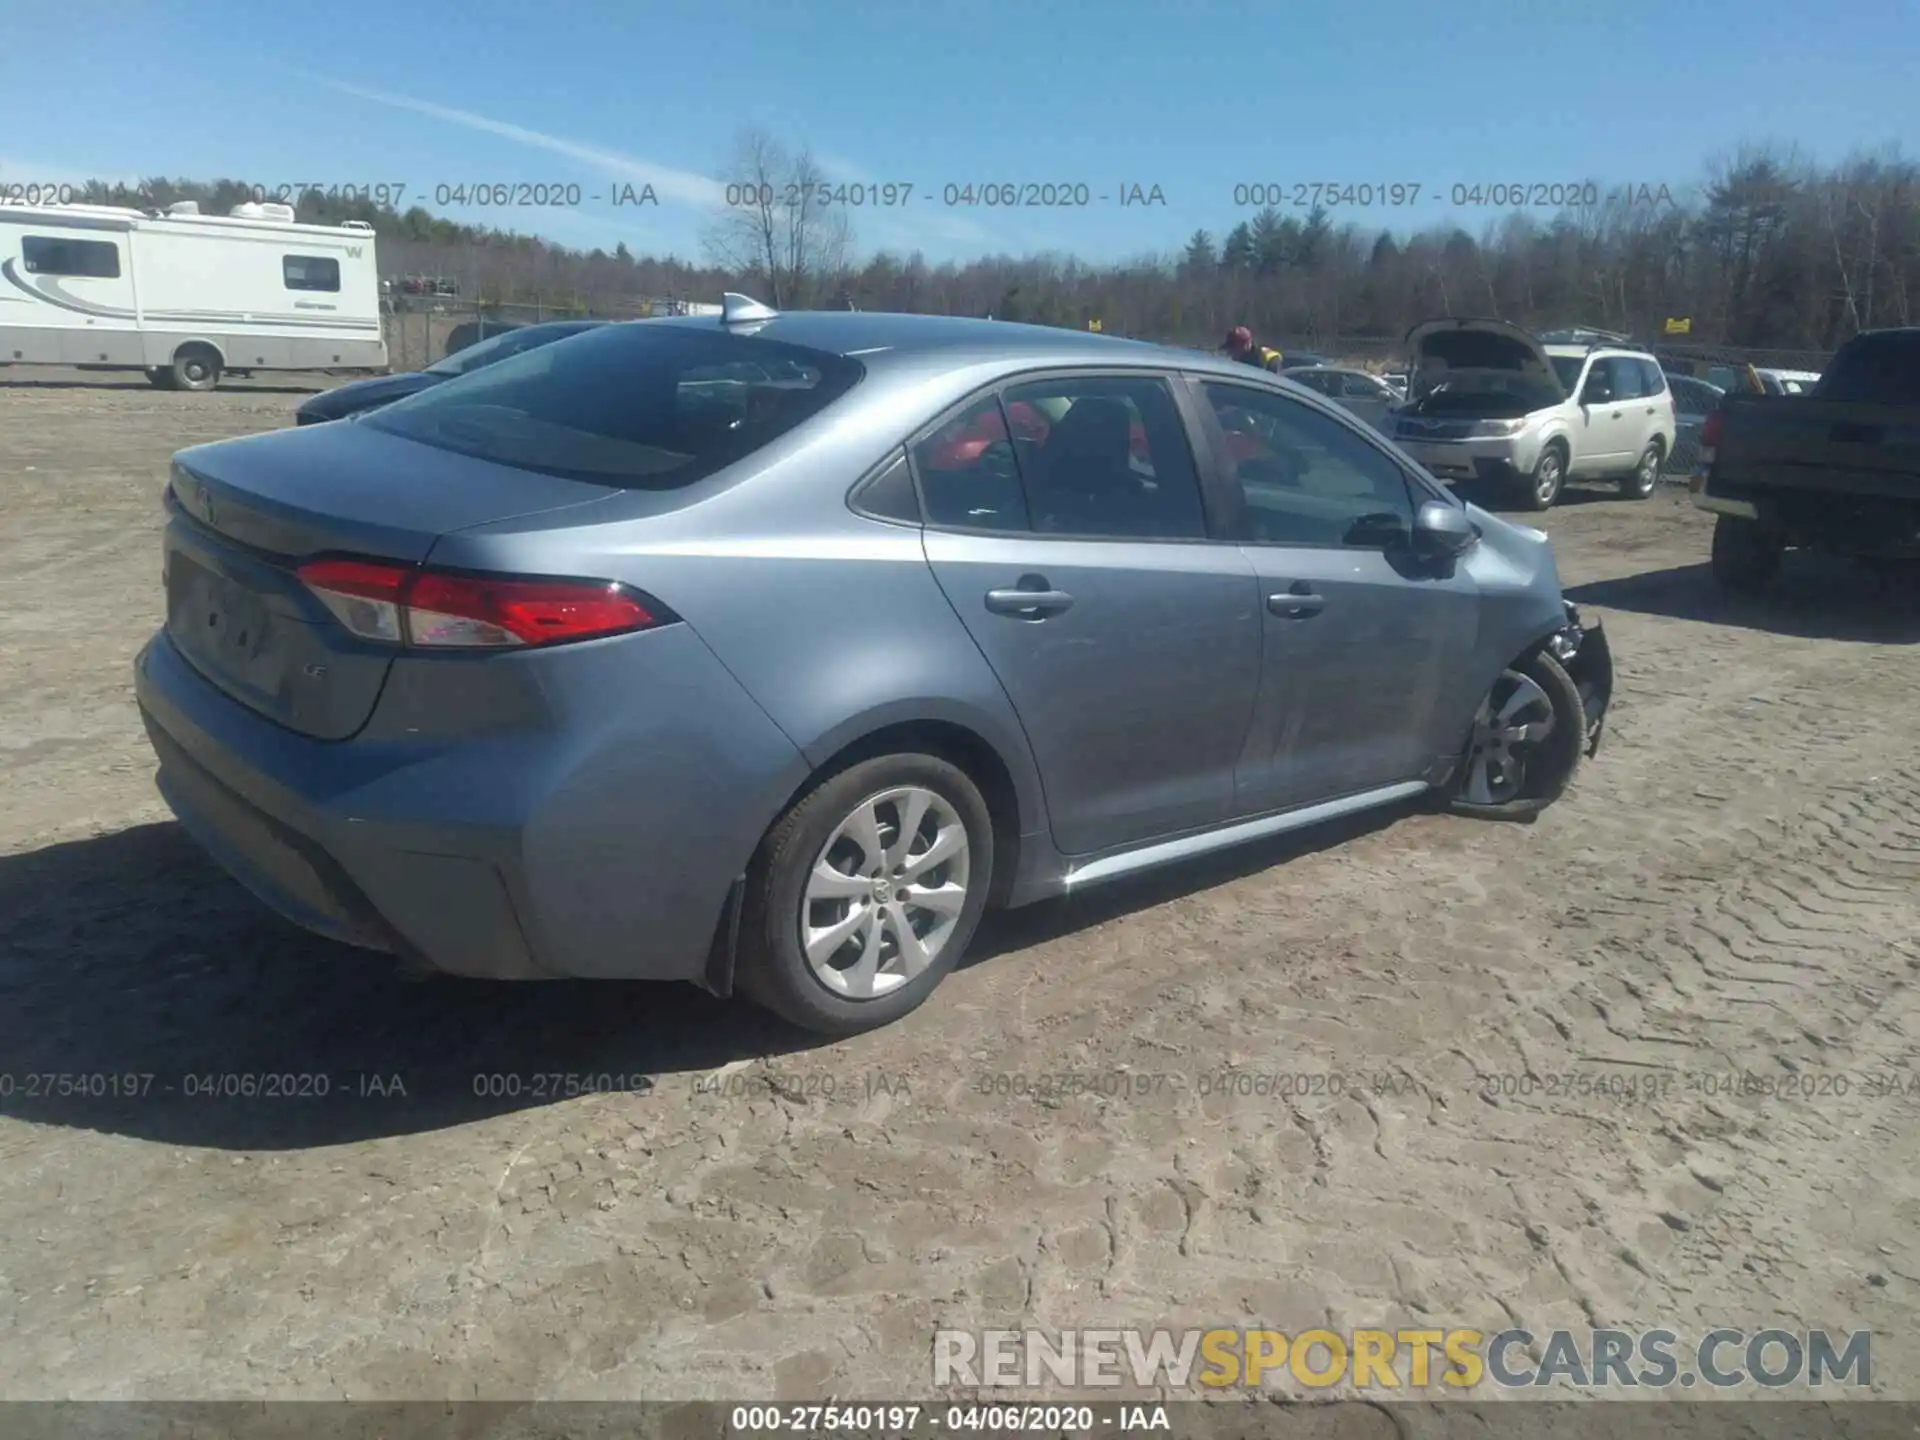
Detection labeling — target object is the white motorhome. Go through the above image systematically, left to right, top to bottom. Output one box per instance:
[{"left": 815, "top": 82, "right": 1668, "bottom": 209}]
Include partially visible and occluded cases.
[{"left": 0, "top": 199, "right": 387, "bottom": 389}]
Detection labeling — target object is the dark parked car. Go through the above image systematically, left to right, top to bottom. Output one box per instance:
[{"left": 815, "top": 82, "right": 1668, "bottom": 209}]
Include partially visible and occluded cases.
[
  {"left": 138, "top": 299, "right": 1611, "bottom": 1037},
  {"left": 296, "top": 321, "right": 608, "bottom": 425},
  {"left": 1664, "top": 374, "right": 1725, "bottom": 473}
]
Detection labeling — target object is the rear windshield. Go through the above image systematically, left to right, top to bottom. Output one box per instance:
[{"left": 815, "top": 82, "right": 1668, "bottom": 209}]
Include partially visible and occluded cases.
[
  {"left": 365, "top": 324, "right": 863, "bottom": 487},
  {"left": 1817, "top": 332, "right": 1920, "bottom": 405}
]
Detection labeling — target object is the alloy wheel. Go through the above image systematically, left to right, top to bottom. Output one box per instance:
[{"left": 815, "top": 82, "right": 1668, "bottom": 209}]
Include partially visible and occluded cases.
[
  {"left": 1630, "top": 446, "right": 1659, "bottom": 495},
  {"left": 1534, "top": 452, "right": 1563, "bottom": 507},
  {"left": 1462, "top": 670, "right": 1558, "bottom": 805},
  {"left": 799, "top": 785, "right": 971, "bottom": 1000}
]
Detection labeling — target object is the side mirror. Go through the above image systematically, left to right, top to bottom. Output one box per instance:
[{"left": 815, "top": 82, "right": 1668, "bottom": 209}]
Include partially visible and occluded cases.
[{"left": 1412, "top": 500, "right": 1479, "bottom": 558}]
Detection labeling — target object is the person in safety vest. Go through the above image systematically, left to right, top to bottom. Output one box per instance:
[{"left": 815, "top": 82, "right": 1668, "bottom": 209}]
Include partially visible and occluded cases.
[{"left": 1222, "top": 325, "right": 1282, "bottom": 372}]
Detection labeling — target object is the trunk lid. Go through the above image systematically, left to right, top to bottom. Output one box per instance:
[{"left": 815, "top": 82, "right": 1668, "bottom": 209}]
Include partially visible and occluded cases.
[
  {"left": 1403, "top": 317, "right": 1568, "bottom": 408},
  {"left": 163, "top": 423, "right": 620, "bottom": 740}
]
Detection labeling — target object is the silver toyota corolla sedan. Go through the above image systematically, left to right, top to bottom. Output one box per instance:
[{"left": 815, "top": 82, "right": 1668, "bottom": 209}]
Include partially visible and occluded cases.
[{"left": 134, "top": 296, "right": 1614, "bottom": 1035}]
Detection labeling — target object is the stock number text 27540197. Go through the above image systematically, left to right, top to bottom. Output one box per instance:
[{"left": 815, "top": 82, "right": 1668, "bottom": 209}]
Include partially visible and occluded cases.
[{"left": 1234, "top": 182, "right": 1424, "bottom": 208}]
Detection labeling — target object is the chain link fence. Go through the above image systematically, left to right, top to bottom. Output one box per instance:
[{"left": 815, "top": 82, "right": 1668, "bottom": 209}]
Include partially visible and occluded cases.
[{"left": 379, "top": 294, "right": 709, "bottom": 372}]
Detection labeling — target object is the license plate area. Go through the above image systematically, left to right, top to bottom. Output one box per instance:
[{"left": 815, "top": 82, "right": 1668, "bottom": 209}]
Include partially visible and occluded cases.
[{"left": 166, "top": 550, "right": 297, "bottom": 705}]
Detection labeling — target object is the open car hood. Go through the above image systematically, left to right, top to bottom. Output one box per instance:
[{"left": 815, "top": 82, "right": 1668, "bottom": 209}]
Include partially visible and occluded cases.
[{"left": 1403, "top": 317, "right": 1567, "bottom": 404}]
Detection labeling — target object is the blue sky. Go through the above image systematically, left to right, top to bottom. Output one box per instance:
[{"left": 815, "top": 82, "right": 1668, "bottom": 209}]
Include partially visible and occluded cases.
[{"left": 2, "top": 0, "right": 1915, "bottom": 266}]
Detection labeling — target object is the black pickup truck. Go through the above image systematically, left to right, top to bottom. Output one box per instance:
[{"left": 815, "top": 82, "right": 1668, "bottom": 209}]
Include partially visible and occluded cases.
[{"left": 1690, "top": 328, "right": 1920, "bottom": 592}]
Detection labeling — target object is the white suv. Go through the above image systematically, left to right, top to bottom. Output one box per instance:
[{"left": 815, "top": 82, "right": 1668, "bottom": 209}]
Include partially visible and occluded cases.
[{"left": 1387, "top": 318, "right": 1677, "bottom": 510}]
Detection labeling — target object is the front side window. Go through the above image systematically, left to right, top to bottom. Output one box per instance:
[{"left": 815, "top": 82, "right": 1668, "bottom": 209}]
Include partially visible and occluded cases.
[
  {"left": 22, "top": 235, "right": 120, "bottom": 278},
  {"left": 283, "top": 255, "right": 341, "bottom": 293},
  {"left": 362, "top": 325, "right": 863, "bottom": 489},
  {"left": 1602, "top": 357, "right": 1646, "bottom": 400},
  {"left": 998, "top": 375, "right": 1208, "bottom": 540},
  {"left": 1202, "top": 382, "right": 1417, "bottom": 549}
]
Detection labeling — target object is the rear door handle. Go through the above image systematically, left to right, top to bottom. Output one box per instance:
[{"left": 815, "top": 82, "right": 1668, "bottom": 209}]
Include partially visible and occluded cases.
[
  {"left": 1268, "top": 584, "right": 1325, "bottom": 619},
  {"left": 985, "top": 586, "right": 1074, "bottom": 619}
]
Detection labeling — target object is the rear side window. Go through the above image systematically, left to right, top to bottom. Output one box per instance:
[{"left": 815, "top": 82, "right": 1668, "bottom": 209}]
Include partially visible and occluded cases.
[
  {"left": 22, "top": 235, "right": 120, "bottom": 278},
  {"left": 283, "top": 255, "right": 341, "bottom": 292},
  {"left": 362, "top": 325, "right": 864, "bottom": 488},
  {"left": 1819, "top": 333, "right": 1920, "bottom": 404},
  {"left": 1637, "top": 360, "right": 1667, "bottom": 395},
  {"left": 912, "top": 395, "right": 1031, "bottom": 532}
]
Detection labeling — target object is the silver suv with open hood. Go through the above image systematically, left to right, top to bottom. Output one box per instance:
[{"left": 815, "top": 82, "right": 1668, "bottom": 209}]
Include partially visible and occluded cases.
[{"left": 1389, "top": 318, "right": 1676, "bottom": 510}]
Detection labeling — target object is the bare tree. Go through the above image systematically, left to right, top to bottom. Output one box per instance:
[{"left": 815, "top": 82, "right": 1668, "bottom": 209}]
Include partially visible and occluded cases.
[{"left": 702, "top": 129, "right": 854, "bottom": 308}]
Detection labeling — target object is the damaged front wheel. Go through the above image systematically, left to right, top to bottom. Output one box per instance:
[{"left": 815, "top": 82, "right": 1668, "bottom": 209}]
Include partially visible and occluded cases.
[{"left": 1448, "top": 649, "right": 1587, "bottom": 822}]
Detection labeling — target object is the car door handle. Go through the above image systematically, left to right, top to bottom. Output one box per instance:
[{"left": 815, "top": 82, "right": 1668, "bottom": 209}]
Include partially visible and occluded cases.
[
  {"left": 1268, "top": 584, "right": 1325, "bottom": 619},
  {"left": 985, "top": 586, "right": 1074, "bottom": 619}
]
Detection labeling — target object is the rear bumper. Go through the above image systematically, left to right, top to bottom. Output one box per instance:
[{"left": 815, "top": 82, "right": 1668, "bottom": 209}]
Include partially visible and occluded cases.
[
  {"left": 1693, "top": 478, "right": 1920, "bottom": 557},
  {"left": 133, "top": 626, "right": 810, "bottom": 983}
]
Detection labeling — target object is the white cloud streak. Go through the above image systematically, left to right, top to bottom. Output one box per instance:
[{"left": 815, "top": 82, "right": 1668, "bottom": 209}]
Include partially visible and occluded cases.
[
  {"left": 286, "top": 70, "right": 1002, "bottom": 258},
  {"left": 298, "top": 72, "right": 728, "bottom": 210}
]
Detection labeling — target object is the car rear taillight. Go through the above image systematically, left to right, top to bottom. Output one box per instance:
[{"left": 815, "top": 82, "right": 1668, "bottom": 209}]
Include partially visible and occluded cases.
[
  {"left": 1689, "top": 408, "right": 1724, "bottom": 493},
  {"left": 296, "top": 558, "right": 669, "bottom": 649}
]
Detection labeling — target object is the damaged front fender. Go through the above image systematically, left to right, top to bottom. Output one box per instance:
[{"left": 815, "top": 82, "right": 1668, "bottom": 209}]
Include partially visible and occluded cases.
[{"left": 1549, "top": 601, "right": 1613, "bottom": 757}]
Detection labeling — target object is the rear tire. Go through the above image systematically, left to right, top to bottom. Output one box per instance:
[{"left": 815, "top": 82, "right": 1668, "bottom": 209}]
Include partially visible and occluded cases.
[
  {"left": 170, "top": 345, "right": 221, "bottom": 392},
  {"left": 1619, "top": 440, "right": 1662, "bottom": 499},
  {"left": 1520, "top": 443, "right": 1566, "bottom": 511},
  {"left": 1709, "top": 514, "right": 1784, "bottom": 594},
  {"left": 1448, "top": 649, "right": 1587, "bottom": 822},
  {"left": 736, "top": 754, "right": 994, "bottom": 1036}
]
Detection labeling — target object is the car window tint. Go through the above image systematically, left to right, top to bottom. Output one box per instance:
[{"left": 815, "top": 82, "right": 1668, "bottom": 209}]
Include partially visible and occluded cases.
[
  {"left": 361, "top": 324, "right": 861, "bottom": 489},
  {"left": 1821, "top": 332, "right": 1920, "bottom": 404},
  {"left": 1637, "top": 360, "right": 1667, "bottom": 395},
  {"left": 1341, "top": 373, "right": 1383, "bottom": 397},
  {"left": 1000, "top": 376, "right": 1207, "bottom": 540},
  {"left": 1202, "top": 382, "right": 1416, "bottom": 549},
  {"left": 911, "top": 396, "right": 1031, "bottom": 531}
]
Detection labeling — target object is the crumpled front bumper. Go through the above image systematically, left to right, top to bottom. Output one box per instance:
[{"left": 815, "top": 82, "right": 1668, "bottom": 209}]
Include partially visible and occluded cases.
[{"left": 1548, "top": 601, "right": 1613, "bottom": 757}]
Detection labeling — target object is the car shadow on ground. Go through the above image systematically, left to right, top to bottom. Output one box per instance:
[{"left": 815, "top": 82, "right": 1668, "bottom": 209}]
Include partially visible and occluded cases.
[
  {"left": 1567, "top": 555, "right": 1920, "bottom": 643},
  {"left": 966, "top": 796, "right": 1423, "bottom": 964},
  {"left": 0, "top": 800, "right": 1423, "bottom": 1150},
  {"left": 0, "top": 822, "right": 808, "bottom": 1150}
]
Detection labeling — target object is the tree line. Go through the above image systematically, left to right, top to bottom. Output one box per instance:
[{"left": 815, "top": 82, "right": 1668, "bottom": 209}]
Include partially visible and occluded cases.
[{"left": 56, "top": 137, "right": 1920, "bottom": 355}]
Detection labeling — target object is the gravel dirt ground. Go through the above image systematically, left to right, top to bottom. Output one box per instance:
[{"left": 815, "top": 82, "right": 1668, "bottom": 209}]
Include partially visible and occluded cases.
[{"left": 2, "top": 370, "right": 1918, "bottom": 1405}]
